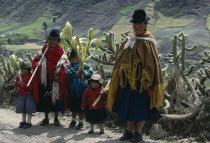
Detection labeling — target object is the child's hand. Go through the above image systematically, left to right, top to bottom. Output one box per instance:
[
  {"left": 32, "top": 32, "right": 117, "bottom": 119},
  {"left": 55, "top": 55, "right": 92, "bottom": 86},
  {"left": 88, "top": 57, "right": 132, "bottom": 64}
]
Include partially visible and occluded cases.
[
  {"left": 76, "top": 70, "right": 84, "bottom": 76},
  {"left": 18, "top": 80, "right": 23, "bottom": 85}
]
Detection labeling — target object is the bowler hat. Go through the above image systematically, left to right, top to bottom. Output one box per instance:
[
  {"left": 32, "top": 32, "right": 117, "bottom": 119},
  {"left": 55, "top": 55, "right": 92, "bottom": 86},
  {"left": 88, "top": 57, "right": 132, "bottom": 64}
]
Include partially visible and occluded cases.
[
  {"left": 130, "top": 9, "right": 150, "bottom": 23},
  {"left": 47, "top": 29, "right": 61, "bottom": 39}
]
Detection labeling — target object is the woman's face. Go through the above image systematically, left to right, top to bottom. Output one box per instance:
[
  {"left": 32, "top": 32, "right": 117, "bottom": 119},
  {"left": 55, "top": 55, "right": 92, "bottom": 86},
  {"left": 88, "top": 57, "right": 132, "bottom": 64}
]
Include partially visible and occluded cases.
[
  {"left": 133, "top": 23, "right": 147, "bottom": 35},
  {"left": 47, "top": 38, "right": 59, "bottom": 48},
  {"left": 70, "top": 56, "right": 79, "bottom": 64},
  {"left": 90, "top": 80, "right": 100, "bottom": 89}
]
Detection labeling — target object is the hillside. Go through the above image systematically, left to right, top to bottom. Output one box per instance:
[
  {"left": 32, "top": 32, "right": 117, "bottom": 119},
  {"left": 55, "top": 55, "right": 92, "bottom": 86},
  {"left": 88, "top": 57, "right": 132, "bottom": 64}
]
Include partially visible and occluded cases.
[{"left": 0, "top": 0, "right": 209, "bottom": 54}]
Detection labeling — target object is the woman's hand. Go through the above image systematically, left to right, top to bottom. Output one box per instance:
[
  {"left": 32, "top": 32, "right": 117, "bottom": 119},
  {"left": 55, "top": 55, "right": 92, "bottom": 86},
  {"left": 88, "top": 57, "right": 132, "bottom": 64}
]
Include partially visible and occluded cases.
[
  {"left": 36, "top": 62, "right": 41, "bottom": 67},
  {"left": 145, "top": 82, "right": 152, "bottom": 89}
]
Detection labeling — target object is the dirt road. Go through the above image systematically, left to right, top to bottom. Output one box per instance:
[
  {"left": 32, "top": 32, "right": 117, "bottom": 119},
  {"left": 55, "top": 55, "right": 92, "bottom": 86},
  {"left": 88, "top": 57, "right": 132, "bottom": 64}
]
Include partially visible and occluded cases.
[{"left": 0, "top": 108, "right": 164, "bottom": 143}]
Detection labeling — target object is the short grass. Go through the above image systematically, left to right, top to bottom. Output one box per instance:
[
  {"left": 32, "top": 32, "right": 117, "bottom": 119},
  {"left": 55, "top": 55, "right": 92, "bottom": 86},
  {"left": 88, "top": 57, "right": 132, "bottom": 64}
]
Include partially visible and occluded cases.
[
  {"left": 148, "top": 2, "right": 155, "bottom": 7},
  {"left": 119, "top": 5, "right": 136, "bottom": 15},
  {"left": 155, "top": 12, "right": 195, "bottom": 29},
  {"left": 206, "top": 14, "right": 210, "bottom": 31},
  {"left": 15, "top": 17, "right": 53, "bottom": 39},
  {"left": 0, "top": 22, "right": 21, "bottom": 33},
  {"left": 4, "top": 43, "right": 41, "bottom": 51}
]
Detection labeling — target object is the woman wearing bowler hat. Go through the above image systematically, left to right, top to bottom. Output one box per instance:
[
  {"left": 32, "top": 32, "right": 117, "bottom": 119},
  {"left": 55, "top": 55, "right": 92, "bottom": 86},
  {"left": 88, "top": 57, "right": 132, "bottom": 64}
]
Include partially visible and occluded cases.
[
  {"left": 107, "top": 9, "right": 164, "bottom": 142},
  {"left": 32, "top": 29, "right": 68, "bottom": 126}
]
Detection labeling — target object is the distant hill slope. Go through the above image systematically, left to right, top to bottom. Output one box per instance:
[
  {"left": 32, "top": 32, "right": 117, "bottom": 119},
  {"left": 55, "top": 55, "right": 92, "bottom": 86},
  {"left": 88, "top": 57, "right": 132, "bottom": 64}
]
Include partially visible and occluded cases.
[{"left": 0, "top": 0, "right": 209, "bottom": 54}]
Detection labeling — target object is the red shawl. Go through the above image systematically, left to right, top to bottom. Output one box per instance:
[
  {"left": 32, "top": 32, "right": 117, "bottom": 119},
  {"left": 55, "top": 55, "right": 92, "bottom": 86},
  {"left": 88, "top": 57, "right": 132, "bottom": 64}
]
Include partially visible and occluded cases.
[{"left": 32, "top": 44, "right": 68, "bottom": 110}]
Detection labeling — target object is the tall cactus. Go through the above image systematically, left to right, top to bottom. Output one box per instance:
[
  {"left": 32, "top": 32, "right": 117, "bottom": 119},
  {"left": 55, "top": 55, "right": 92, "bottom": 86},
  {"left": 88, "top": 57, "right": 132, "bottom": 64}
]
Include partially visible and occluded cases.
[
  {"left": 92, "top": 31, "right": 131, "bottom": 65},
  {"left": 161, "top": 32, "right": 210, "bottom": 122}
]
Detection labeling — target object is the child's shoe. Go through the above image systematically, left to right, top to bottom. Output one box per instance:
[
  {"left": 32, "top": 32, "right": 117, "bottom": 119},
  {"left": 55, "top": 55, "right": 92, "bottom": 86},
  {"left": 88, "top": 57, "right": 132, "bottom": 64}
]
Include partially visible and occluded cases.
[
  {"left": 69, "top": 121, "right": 76, "bottom": 128},
  {"left": 19, "top": 122, "right": 26, "bottom": 128},
  {"left": 76, "top": 122, "right": 83, "bottom": 129},
  {"left": 23, "top": 123, "right": 32, "bottom": 129},
  {"left": 99, "top": 129, "right": 105, "bottom": 134}
]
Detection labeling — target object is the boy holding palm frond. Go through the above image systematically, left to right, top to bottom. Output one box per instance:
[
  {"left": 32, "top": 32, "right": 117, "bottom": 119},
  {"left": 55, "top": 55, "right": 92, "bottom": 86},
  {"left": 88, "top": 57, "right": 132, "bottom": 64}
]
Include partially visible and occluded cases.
[{"left": 65, "top": 49, "right": 93, "bottom": 129}]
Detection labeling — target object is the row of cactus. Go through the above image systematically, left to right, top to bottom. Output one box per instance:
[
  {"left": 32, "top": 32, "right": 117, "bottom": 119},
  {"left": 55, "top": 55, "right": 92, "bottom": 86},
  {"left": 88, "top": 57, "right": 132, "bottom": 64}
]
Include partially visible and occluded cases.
[
  {"left": 0, "top": 21, "right": 210, "bottom": 139},
  {"left": 59, "top": 21, "right": 131, "bottom": 78},
  {"left": 92, "top": 31, "right": 131, "bottom": 65},
  {"left": 159, "top": 32, "right": 210, "bottom": 139}
]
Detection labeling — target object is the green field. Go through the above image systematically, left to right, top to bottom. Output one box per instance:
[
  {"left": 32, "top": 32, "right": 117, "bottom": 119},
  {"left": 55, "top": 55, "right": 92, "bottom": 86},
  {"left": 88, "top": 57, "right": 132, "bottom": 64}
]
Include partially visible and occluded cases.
[
  {"left": 119, "top": 5, "right": 137, "bottom": 15},
  {"left": 155, "top": 12, "right": 195, "bottom": 29},
  {"left": 206, "top": 14, "right": 210, "bottom": 31},
  {"left": 15, "top": 17, "right": 52, "bottom": 39},
  {"left": 0, "top": 23, "right": 21, "bottom": 33},
  {"left": 4, "top": 43, "right": 41, "bottom": 51}
]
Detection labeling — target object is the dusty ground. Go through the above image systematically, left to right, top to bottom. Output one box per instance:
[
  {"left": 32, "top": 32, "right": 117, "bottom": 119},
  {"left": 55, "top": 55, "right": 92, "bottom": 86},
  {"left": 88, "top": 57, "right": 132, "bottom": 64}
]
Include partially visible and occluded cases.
[{"left": 0, "top": 107, "right": 165, "bottom": 143}]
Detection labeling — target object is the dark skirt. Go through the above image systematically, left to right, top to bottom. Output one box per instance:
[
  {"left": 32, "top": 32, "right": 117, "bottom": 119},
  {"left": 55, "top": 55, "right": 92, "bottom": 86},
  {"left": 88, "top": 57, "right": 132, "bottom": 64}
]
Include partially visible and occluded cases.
[
  {"left": 36, "top": 74, "right": 64, "bottom": 113},
  {"left": 68, "top": 80, "right": 89, "bottom": 113},
  {"left": 117, "top": 83, "right": 159, "bottom": 122},
  {"left": 68, "top": 93, "right": 83, "bottom": 113},
  {"left": 16, "top": 94, "right": 36, "bottom": 114},
  {"left": 85, "top": 108, "right": 109, "bottom": 124}
]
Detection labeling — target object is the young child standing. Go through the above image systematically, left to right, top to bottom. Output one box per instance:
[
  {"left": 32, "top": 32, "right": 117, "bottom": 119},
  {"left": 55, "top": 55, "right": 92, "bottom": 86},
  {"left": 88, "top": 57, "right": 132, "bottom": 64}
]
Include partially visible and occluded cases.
[
  {"left": 65, "top": 49, "right": 93, "bottom": 129},
  {"left": 15, "top": 60, "right": 36, "bottom": 129},
  {"left": 81, "top": 74, "right": 108, "bottom": 134}
]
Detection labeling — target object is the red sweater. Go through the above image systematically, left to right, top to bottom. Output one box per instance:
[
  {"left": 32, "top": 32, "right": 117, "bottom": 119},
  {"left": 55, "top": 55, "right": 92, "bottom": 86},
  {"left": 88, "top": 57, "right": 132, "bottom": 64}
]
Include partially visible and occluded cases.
[
  {"left": 15, "top": 73, "right": 33, "bottom": 95},
  {"left": 81, "top": 87, "right": 107, "bottom": 109}
]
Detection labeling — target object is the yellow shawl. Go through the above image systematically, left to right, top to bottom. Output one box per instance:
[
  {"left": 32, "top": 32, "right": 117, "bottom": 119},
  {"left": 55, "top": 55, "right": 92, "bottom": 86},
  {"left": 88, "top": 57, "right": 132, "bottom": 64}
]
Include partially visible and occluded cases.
[{"left": 107, "top": 31, "right": 164, "bottom": 111}]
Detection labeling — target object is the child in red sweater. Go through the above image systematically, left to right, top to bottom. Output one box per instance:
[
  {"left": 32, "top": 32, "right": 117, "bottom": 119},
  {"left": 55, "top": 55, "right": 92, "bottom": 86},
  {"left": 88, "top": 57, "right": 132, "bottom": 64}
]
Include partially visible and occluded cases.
[
  {"left": 15, "top": 60, "right": 36, "bottom": 129},
  {"left": 81, "top": 74, "right": 108, "bottom": 134}
]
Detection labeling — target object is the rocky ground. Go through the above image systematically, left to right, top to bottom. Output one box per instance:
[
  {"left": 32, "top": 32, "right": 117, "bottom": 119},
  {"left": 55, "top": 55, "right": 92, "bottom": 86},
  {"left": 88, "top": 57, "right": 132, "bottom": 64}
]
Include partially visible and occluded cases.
[{"left": 0, "top": 107, "right": 165, "bottom": 143}]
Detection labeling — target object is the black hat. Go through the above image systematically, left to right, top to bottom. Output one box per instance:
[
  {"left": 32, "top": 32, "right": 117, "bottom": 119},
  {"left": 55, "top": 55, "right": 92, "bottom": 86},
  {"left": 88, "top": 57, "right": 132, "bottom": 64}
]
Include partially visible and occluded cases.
[
  {"left": 130, "top": 9, "right": 150, "bottom": 23},
  {"left": 47, "top": 29, "right": 61, "bottom": 39},
  {"left": 69, "top": 49, "right": 78, "bottom": 58},
  {"left": 21, "top": 60, "right": 31, "bottom": 69}
]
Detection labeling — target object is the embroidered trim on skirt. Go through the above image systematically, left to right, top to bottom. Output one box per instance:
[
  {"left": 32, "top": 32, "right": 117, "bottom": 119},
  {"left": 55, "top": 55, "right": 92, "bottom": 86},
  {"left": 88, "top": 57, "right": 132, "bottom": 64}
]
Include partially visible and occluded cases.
[
  {"left": 16, "top": 94, "right": 36, "bottom": 113},
  {"left": 85, "top": 108, "right": 109, "bottom": 124}
]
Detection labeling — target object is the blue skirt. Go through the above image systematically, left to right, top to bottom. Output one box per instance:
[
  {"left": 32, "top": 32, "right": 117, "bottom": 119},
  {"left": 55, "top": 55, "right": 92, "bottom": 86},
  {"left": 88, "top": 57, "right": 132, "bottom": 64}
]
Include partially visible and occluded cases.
[
  {"left": 117, "top": 83, "right": 159, "bottom": 122},
  {"left": 16, "top": 94, "right": 36, "bottom": 114}
]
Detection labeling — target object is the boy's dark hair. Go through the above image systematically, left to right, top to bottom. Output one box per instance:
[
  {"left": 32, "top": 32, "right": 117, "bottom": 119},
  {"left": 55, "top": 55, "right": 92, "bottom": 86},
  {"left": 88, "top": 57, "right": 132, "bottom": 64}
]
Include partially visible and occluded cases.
[{"left": 69, "top": 49, "right": 78, "bottom": 58}]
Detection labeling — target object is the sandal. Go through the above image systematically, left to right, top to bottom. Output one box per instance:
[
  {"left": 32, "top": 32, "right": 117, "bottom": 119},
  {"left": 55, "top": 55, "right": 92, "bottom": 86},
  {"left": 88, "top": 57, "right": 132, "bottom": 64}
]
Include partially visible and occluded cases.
[
  {"left": 40, "top": 119, "right": 49, "bottom": 126},
  {"left": 54, "top": 119, "right": 60, "bottom": 126}
]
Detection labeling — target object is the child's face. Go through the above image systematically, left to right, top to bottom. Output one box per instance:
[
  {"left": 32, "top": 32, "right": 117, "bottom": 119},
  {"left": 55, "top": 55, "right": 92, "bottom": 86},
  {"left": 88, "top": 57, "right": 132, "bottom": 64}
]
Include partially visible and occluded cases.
[
  {"left": 70, "top": 56, "right": 79, "bottom": 64},
  {"left": 21, "top": 69, "right": 30, "bottom": 75},
  {"left": 90, "top": 80, "right": 100, "bottom": 89}
]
